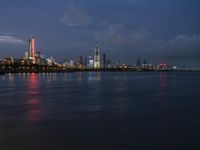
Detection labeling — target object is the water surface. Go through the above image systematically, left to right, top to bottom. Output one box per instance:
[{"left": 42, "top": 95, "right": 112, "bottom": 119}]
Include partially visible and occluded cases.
[{"left": 0, "top": 72, "right": 200, "bottom": 149}]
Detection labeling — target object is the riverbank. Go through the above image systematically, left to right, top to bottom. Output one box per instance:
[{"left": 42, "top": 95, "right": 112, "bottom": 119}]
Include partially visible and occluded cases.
[{"left": 0, "top": 68, "right": 199, "bottom": 75}]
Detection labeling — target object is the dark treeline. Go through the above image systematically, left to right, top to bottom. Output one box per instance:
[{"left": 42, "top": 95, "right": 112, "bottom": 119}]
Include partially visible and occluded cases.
[{"left": 0, "top": 64, "right": 189, "bottom": 74}]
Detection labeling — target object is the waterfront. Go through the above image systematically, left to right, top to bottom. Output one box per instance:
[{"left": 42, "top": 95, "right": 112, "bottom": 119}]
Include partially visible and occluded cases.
[{"left": 0, "top": 72, "right": 200, "bottom": 150}]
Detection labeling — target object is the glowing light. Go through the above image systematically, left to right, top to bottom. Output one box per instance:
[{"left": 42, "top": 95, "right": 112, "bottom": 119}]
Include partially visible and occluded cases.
[
  {"left": 29, "top": 36, "right": 36, "bottom": 60},
  {"left": 31, "top": 38, "right": 35, "bottom": 58},
  {"left": 27, "top": 74, "right": 41, "bottom": 122}
]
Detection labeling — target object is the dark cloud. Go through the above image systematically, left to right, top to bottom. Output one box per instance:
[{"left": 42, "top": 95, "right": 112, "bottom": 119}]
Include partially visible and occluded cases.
[
  {"left": 60, "top": 1, "right": 91, "bottom": 26},
  {"left": 93, "top": 23, "right": 200, "bottom": 65},
  {"left": 94, "top": 23, "right": 157, "bottom": 50},
  {"left": 162, "top": 35, "right": 200, "bottom": 65}
]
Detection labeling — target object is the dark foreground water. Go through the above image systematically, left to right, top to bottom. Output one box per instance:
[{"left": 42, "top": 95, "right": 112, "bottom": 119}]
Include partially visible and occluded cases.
[{"left": 0, "top": 72, "right": 200, "bottom": 150}]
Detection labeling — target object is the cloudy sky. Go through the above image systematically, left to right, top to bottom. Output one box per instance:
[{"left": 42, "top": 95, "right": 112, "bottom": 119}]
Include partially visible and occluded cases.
[{"left": 0, "top": 0, "right": 200, "bottom": 67}]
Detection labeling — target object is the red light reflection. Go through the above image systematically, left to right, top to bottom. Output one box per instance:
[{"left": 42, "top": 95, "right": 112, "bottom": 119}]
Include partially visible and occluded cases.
[
  {"left": 27, "top": 73, "right": 41, "bottom": 122},
  {"left": 159, "top": 73, "right": 167, "bottom": 111}
]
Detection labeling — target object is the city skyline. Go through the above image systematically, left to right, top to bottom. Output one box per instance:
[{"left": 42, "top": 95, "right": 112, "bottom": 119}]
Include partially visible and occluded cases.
[
  {"left": 0, "top": 0, "right": 200, "bottom": 67},
  {"left": 1, "top": 35, "right": 178, "bottom": 73}
]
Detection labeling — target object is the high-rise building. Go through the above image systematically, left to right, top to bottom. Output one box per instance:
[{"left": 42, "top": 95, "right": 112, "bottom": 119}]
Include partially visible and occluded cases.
[
  {"left": 29, "top": 36, "right": 36, "bottom": 60},
  {"left": 94, "top": 44, "right": 100, "bottom": 69},
  {"left": 35, "top": 51, "right": 41, "bottom": 58},
  {"left": 24, "top": 52, "right": 29, "bottom": 59},
  {"left": 102, "top": 53, "right": 107, "bottom": 69},
  {"left": 79, "top": 56, "right": 83, "bottom": 65},
  {"left": 88, "top": 56, "right": 94, "bottom": 68},
  {"left": 84, "top": 57, "right": 88, "bottom": 67},
  {"left": 136, "top": 58, "right": 141, "bottom": 67},
  {"left": 107, "top": 59, "right": 112, "bottom": 68},
  {"left": 143, "top": 59, "right": 147, "bottom": 65}
]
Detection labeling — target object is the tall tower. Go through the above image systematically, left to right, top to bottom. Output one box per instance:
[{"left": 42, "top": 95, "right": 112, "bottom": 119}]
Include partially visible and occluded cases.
[
  {"left": 29, "top": 36, "right": 36, "bottom": 60},
  {"left": 94, "top": 44, "right": 100, "bottom": 69},
  {"left": 102, "top": 53, "right": 107, "bottom": 69},
  {"left": 136, "top": 58, "right": 141, "bottom": 67}
]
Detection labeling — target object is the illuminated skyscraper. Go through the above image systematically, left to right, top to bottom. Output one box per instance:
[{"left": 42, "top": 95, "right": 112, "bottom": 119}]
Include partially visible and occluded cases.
[
  {"left": 29, "top": 36, "right": 36, "bottom": 60},
  {"left": 94, "top": 44, "right": 100, "bottom": 69},
  {"left": 24, "top": 52, "right": 29, "bottom": 59},
  {"left": 88, "top": 56, "right": 94, "bottom": 68}
]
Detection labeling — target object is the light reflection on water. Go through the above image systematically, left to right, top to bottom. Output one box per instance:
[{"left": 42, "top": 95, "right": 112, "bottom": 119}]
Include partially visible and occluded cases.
[
  {"left": 0, "top": 72, "right": 200, "bottom": 149},
  {"left": 87, "top": 72, "right": 101, "bottom": 81},
  {"left": 27, "top": 73, "right": 41, "bottom": 123},
  {"left": 159, "top": 73, "right": 167, "bottom": 111},
  {"left": 115, "top": 77, "right": 128, "bottom": 114}
]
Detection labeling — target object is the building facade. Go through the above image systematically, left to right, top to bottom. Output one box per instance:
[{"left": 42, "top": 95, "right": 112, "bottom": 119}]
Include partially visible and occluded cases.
[
  {"left": 29, "top": 36, "right": 36, "bottom": 60},
  {"left": 94, "top": 44, "right": 100, "bottom": 69},
  {"left": 102, "top": 53, "right": 107, "bottom": 69}
]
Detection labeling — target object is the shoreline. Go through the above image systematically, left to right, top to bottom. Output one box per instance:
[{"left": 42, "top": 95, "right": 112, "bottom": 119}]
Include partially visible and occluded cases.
[{"left": 0, "top": 68, "right": 200, "bottom": 75}]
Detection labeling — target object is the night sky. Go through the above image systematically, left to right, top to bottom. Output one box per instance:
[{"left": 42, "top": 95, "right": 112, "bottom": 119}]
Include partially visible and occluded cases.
[{"left": 0, "top": 0, "right": 200, "bottom": 67}]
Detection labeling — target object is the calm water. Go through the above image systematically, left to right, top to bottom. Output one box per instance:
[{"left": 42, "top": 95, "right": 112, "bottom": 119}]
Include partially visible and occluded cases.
[{"left": 0, "top": 72, "right": 200, "bottom": 150}]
